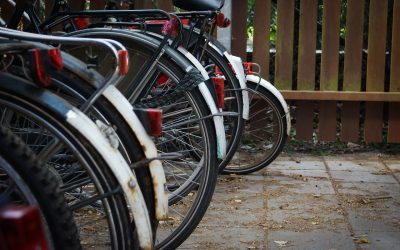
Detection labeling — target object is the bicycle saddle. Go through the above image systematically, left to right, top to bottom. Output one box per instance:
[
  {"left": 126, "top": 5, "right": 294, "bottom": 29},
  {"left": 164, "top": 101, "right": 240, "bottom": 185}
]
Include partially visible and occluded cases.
[{"left": 172, "top": 0, "right": 224, "bottom": 11}]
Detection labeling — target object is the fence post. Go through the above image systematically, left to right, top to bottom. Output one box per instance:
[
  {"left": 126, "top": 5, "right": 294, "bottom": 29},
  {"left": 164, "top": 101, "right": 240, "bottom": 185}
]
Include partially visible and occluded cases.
[
  {"left": 231, "top": 0, "right": 248, "bottom": 61},
  {"left": 274, "top": 0, "right": 295, "bottom": 90},
  {"left": 296, "top": 0, "right": 318, "bottom": 141},
  {"left": 319, "top": 0, "right": 340, "bottom": 142},
  {"left": 341, "top": 0, "right": 365, "bottom": 142},
  {"left": 365, "top": 0, "right": 388, "bottom": 143},
  {"left": 388, "top": 0, "right": 400, "bottom": 143}
]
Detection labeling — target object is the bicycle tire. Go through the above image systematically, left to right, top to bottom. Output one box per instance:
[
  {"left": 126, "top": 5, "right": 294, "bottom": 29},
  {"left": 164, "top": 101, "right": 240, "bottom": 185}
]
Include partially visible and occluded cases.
[
  {"left": 222, "top": 80, "right": 288, "bottom": 174},
  {"left": 0, "top": 125, "right": 81, "bottom": 250}
]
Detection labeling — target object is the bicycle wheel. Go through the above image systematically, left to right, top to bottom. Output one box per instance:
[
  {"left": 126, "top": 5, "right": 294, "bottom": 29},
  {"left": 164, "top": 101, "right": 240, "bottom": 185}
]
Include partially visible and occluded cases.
[
  {"left": 61, "top": 30, "right": 219, "bottom": 249},
  {"left": 197, "top": 45, "right": 245, "bottom": 172},
  {"left": 49, "top": 64, "right": 159, "bottom": 237},
  {"left": 0, "top": 73, "right": 141, "bottom": 249},
  {"left": 222, "top": 79, "right": 288, "bottom": 174},
  {"left": 0, "top": 125, "right": 81, "bottom": 250}
]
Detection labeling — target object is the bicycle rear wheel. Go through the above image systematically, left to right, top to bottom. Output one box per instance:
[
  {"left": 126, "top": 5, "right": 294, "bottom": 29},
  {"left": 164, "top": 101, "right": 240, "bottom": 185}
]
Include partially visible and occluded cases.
[
  {"left": 0, "top": 73, "right": 137, "bottom": 249},
  {"left": 222, "top": 80, "right": 288, "bottom": 174},
  {"left": 0, "top": 125, "right": 81, "bottom": 250}
]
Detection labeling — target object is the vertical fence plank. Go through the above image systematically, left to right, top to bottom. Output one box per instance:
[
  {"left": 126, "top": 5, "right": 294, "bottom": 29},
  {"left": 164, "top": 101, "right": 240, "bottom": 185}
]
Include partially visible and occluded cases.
[
  {"left": 136, "top": 0, "right": 152, "bottom": 9},
  {"left": 157, "top": 0, "right": 174, "bottom": 12},
  {"left": 253, "top": 0, "right": 271, "bottom": 79},
  {"left": 275, "top": 0, "right": 295, "bottom": 90},
  {"left": 296, "top": 0, "right": 318, "bottom": 140},
  {"left": 319, "top": 0, "right": 340, "bottom": 141},
  {"left": 341, "top": 0, "right": 365, "bottom": 142},
  {"left": 365, "top": 0, "right": 388, "bottom": 143},
  {"left": 388, "top": 0, "right": 400, "bottom": 143},
  {"left": 231, "top": 1, "right": 248, "bottom": 60}
]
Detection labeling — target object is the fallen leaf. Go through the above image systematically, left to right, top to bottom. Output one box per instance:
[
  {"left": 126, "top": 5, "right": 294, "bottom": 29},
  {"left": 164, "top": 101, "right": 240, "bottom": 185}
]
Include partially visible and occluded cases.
[
  {"left": 234, "top": 199, "right": 242, "bottom": 203},
  {"left": 311, "top": 221, "right": 319, "bottom": 225},
  {"left": 356, "top": 238, "right": 370, "bottom": 244},
  {"left": 274, "top": 241, "right": 288, "bottom": 247}
]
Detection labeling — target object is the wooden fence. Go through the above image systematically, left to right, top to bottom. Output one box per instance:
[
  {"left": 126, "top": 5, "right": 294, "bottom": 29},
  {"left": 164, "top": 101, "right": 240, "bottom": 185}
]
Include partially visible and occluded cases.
[
  {"left": 3, "top": 0, "right": 398, "bottom": 143},
  {"left": 230, "top": 0, "right": 400, "bottom": 144}
]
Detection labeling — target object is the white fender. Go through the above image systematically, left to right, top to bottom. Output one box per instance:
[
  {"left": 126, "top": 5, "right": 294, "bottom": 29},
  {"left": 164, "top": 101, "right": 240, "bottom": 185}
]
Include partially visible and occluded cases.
[
  {"left": 179, "top": 49, "right": 226, "bottom": 159},
  {"left": 223, "top": 52, "right": 250, "bottom": 120},
  {"left": 246, "top": 75, "right": 291, "bottom": 136},
  {"left": 198, "top": 82, "right": 227, "bottom": 159},
  {"left": 102, "top": 85, "right": 168, "bottom": 221},
  {"left": 65, "top": 108, "right": 153, "bottom": 250}
]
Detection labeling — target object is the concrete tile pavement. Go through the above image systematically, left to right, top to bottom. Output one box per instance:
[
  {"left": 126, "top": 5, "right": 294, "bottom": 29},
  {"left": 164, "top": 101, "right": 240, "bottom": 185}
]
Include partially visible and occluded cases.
[{"left": 179, "top": 153, "right": 400, "bottom": 249}]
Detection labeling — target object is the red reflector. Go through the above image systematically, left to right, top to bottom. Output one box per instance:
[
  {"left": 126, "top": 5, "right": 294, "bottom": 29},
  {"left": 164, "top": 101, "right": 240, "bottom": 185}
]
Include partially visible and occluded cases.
[
  {"left": 216, "top": 12, "right": 231, "bottom": 28},
  {"left": 73, "top": 17, "right": 89, "bottom": 29},
  {"left": 161, "top": 18, "right": 179, "bottom": 37},
  {"left": 182, "top": 19, "right": 190, "bottom": 25},
  {"left": 145, "top": 20, "right": 167, "bottom": 25},
  {"left": 48, "top": 48, "right": 63, "bottom": 70},
  {"left": 30, "top": 49, "right": 52, "bottom": 87},
  {"left": 118, "top": 50, "right": 129, "bottom": 76},
  {"left": 243, "top": 62, "right": 254, "bottom": 75},
  {"left": 214, "top": 65, "right": 222, "bottom": 76},
  {"left": 157, "top": 74, "right": 169, "bottom": 86},
  {"left": 212, "top": 77, "right": 225, "bottom": 109},
  {"left": 146, "top": 109, "right": 162, "bottom": 137},
  {"left": 0, "top": 205, "right": 48, "bottom": 250}
]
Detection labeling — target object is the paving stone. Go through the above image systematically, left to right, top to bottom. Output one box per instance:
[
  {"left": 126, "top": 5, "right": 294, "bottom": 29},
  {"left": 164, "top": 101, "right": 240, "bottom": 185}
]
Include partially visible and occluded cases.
[
  {"left": 324, "top": 154, "right": 382, "bottom": 161},
  {"left": 267, "top": 160, "right": 325, "bottom": 171},
  {"left": 325, "top": 160, "right": 386, "bottom": 172},
  {"left": 383, "top": 160, "right": 400, "bottom": 172},
  {"left": 266, "top": 169, "right": 329, "bottom": 178},
  {"left": 329, "top": 170, "right": 397, "bottom": 183},
  {"left": 266, "top": 178, "right": 335, "bottom": 195},
  {"left": 336, "top": 182, "right": 400, "bottom": 197},
  {"left": 210, "top": 192, "right": 264, "bottom": 210},
  {"left": 268, "top": 193, "right": 340, "bottom": 211},
  {"left": 199, "top": 207, "right": 264, "bottom": 227},
  {"left": 347, "top": 208, "right": 400, "bottom": 232},
  {"left": 267, "top": 209, "right": 347, "bottom": 232},
  {"left": 179, "top": 226, "right": 264, "bottom": 249},
  {"left": 267, "top": 231, "right": 356, "bottom": 250},
  {"left": 353, "top": 231, "right": 400, "bottom": 250}
]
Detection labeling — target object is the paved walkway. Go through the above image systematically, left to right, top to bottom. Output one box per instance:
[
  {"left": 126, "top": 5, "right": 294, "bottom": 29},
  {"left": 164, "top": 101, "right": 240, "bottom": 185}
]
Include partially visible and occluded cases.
[{"left": 180, "top": 153, "right": 400, "bottom": 250}]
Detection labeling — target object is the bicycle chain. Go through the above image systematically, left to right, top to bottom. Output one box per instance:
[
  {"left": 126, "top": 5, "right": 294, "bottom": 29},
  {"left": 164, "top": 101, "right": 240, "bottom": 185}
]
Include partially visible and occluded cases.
[{"left": 134, "top": 68, "right": 204, "bottom": 108}]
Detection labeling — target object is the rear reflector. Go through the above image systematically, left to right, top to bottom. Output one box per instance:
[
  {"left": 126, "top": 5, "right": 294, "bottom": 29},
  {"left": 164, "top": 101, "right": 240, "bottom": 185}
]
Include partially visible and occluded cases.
[
  {"left": 216, "top": 12, "right": 231, "bottom": 28},
  {"left": 73, "top": 17, "right": 89, "bottom": 29},
  {"left": 161, "top": 18, "right": 179, "bottom": 37},
  {"left": 48, "top": 48, "right": 63, "bottom": 70},
  {"left": 30, "top": 49, "right": 52, "bottom": 87},
  {"left": 118, "top": 50, "right": 129, "bottom": 76},
  {"left": 243, "top": 62, "right": 253, "bottom": 75},
  {"left": 212, "top": 76, "right": 225, "bottom": 109},
  {"left": 135, "top": 108, "right": 163, "bottom": 137},
  {"left": 147, "top": 109, "right": 162, "bottom": 137},
  {"left": 0, "top": 205, "right": 48, "bottom": 250}
]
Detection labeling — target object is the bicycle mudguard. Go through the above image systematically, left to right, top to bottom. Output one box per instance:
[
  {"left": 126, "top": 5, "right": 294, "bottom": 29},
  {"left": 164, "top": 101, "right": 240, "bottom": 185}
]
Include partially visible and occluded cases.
[
  {"left": 63, "top": 28, "right": 227, "bottom": 159},
  {"left": 181, "top": 28, "right": 250, "bottom": 120},
  {"left": 59, "top": 53, "right": 169, "bottom": 220},
  {"left": 224, "top": 53, "right": 250, "bottom": 120},
  {"left": 0, "top": 73, "right": 154, "bottom": 249},
  {"left": 246, "top": 74, "right": 291, "bottom": 136},
  {"left": 102, "top": 85, "right": 168, "bottom": 221}
]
